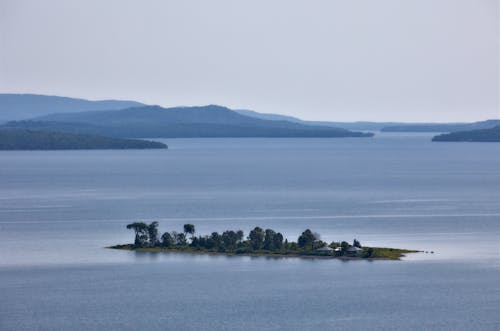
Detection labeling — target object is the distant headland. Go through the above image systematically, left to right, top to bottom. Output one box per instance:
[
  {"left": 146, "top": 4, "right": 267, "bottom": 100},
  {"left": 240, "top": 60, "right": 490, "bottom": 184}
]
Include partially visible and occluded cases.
[
  {"left": 432, "top": 125, "right": 500, "bottom": 142},
  {"left": 0, "top": 129, "right": 167, "bottom": 150},
  {"left": 109, "top": 222, "right": 419, "bottom": 260}
]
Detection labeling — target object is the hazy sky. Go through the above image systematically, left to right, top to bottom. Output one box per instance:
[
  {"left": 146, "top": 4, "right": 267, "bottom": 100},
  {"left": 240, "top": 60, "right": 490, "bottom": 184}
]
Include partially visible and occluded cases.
[{"left": 0, "top": 0, "right": 498, "bottom": 122}]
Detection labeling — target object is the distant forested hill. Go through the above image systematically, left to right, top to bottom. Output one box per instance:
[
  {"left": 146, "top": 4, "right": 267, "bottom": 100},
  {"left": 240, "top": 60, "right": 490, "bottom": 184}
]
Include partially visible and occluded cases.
[
  {"left": 0, "top": 94, "right": 144, "bottom": 122},
  {"left": 3, "top": 94, "right": 497, "bottom": 135},
  {"left": 3, "top": 105, "right": 374, "bottom": 138},
  {"left": 234, "top": 109, "right": 401, "bottom": 131},
  {"left": 381, "top": 120, "right": 500, "bottom": 133},
  {"left": 432, "top": 125, "right": 500, "bottom": 142},
  {"left": 0, "top": 129, "right": 167, "bottom": 150}
]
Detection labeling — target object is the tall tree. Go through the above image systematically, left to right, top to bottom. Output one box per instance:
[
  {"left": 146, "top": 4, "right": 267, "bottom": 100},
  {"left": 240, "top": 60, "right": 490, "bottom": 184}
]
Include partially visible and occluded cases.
[
  {"left": 148, "top": 221, "right": 159, "bottom": 246},
  {"left": 126, "top": 222, "right": 149, "bottom": 247},
  {"left": 183, "top": 224, "right": 195, "bottom": 241},
  {"left": 248, "top": 227, "right": 265, "bottom": 250},
  {"left": 263, "top": 229, "right": 276, "bottom": 250},
  {"left": 298, "top": 229, "right": 316, "bottom": 250},
  {"left": 222, "top": 230, "right": 238, "bottom": 250},
  {"left": 236, "top": 230, "right": 244, "bottom": 243},
  {"left": 161, "top": 232, "right": 174, "bottom": 247},
  {"left": 175, "top": 232, "right": 187, "bottom": 246},
  {"left": 210, "top": 232, "right": 222, "bottom": 248},
  {"left": 273, "top": 232, "right": 284, "bottom": 250},
  {"left": 340, "top": 241, "right": 350, "bottom": 253}
]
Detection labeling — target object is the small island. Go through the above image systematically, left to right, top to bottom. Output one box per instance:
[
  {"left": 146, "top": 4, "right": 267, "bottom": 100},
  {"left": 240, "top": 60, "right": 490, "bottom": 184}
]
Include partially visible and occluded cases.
[
  {"left": 432, "top": 125, "right": 500, "bottom": 142},
  {"left": 0, "top": 129, "right": 167, "bottom": 150},
  {"left": 109, "top": 222, "right": 418, "bottom": 260}
]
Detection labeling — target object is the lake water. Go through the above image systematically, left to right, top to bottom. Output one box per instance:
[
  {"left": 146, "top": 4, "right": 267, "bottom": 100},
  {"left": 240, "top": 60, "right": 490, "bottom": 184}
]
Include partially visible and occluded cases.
[{"left": 0, "top": 133, "right": 499, "bottom": 330}]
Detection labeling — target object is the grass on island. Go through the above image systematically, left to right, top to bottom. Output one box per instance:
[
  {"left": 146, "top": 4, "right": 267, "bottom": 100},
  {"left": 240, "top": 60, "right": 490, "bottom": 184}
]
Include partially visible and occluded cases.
[
  {"left": 108, "top": 222, "right": 419, "bottom": 261},
  {"left": 109, "top": 244, "right": 417, "bottom": 260},
  {"left": 364, "top": 247, "right": 418, "bottom": 260}
]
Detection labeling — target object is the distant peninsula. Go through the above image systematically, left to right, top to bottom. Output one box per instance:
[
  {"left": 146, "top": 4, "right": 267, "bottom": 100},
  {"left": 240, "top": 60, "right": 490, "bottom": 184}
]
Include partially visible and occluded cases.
[
  {"left": 381, "top": 120, "right": 500, "bottom": 133},
  {"left": 432, "top": 125, "right": 500, "bottom": 142},
  {"left": 0, "top": 129, "right": 167, "bottom": 150},
  {"left": 109, "top": 222, "right": 418, "bottom": 260}
]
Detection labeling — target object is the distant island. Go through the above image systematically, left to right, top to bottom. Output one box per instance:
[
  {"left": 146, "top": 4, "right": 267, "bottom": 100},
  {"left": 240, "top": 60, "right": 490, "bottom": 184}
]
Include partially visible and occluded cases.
[
  {"left": 381, "top": 120, "right": 500, "bottom": 133},
  {"left": 432, "top": 125, "right": 500, "bottom": 142},
  {"left": 0, "top": 129, "right": 167, "bottom": 150},
  {"left": 109, "top": 222, "right": 418, "bottom": 260}
]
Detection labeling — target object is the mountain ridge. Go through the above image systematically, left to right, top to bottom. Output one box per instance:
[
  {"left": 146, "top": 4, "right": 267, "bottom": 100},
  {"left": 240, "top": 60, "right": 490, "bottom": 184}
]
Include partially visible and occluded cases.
[
  {"left": 0, "top": 94, "right": 145, "bottom": 122},
  {"left": 3, "top": 105, "right": 373, "bottom": 138},
  {"left": 234, "top": 109, "right": 402, "bottom": 131}
]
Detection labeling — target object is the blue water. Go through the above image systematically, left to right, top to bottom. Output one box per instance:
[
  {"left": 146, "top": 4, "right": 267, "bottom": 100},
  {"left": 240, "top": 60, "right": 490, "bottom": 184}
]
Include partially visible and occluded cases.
[{"left": 0, "top": 133, "right": 499, "bottom": 330}]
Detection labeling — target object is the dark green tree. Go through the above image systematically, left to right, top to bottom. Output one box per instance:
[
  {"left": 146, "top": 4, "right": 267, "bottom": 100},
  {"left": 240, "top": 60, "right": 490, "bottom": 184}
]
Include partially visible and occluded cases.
[
  {"left": 148, "top": 221, "right": 159, "bottom": 246},
  {"left": 126, "top": 222, "right": 149, "bottom": 247},
  {"left": 183, "top": 224, "right": 195, "bottom": 241},
  {"left": 248, "top": 227, "right": 265, "bottom": 250},
  {"left": 263, "top": 229, "right": 276, "bottom": 250},
  {"left": 298, "top": 229, "right": 315, "bottom": 250},
  {"left": 222, "top": 230, "right": 239, "bottom": 250},
  {"left": 236, "top": 230, "right": 244, "bottom": 243},
  {"left": 161, "top": 232, "right": 174, "bottom": 247},
  {"left": 175, "top": 232, "right": 187, "bottom": 246},
  {"left": 210, "top": 232, "right": 222, "bottom": 248},
  {"left": 273, "top": 232, "right": 284, "bottom": 250},
  {"left": 190, "top": 236, "right": 200, "bottom": 247},
  {"left": 196, "top": 236, "right": 208, "bottom": 248},
  {"left": 353, "top": 239, "right": 362, "bottom": 248},
  {"left": 329, "top": 241, "right": 340, "bottom": 249},
  {"left": 340, "top": 241, "right": 350, "bottom": 253}
]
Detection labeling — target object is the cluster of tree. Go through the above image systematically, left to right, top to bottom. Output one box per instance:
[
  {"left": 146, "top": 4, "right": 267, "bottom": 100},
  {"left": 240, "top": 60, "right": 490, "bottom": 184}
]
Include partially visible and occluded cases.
[{"left": 126, "top": 222, "right": 364, "bottom": 256}]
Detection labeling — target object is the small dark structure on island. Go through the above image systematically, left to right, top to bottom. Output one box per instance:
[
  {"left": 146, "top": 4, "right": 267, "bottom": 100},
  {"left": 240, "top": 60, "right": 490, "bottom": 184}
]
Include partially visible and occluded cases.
[{"left": 346, "top": 246, "right": 363, "bottom": 254}]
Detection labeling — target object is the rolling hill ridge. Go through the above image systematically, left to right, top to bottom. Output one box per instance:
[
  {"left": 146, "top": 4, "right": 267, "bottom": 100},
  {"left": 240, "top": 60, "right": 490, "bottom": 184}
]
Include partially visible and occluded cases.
[{"left": 4, "top": 105, "right": 374, "bottom": 138}]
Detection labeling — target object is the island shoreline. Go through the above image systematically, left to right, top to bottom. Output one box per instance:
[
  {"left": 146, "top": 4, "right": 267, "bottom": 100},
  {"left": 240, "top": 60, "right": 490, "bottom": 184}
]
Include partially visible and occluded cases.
[{"left": 107, "top": 244, "right": 420, "bottom": 261}]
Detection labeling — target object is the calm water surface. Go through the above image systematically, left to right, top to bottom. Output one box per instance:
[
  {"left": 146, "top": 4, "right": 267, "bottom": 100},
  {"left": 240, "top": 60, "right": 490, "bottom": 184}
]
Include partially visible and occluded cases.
[{"left": 0, "top": 133, "right": 499, "bottom": 330}]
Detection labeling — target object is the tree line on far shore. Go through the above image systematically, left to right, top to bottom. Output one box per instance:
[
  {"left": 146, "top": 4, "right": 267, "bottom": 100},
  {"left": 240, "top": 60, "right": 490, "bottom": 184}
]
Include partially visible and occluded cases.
[{"left": 125, "top": 222, "right": 369, "bottom": 256}]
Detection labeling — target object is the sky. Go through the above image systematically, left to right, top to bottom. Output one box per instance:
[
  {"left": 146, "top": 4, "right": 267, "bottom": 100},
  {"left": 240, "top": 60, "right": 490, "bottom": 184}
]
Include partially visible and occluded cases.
[{"left": 0, "top": 0, "right": 498, "bottom": 122}]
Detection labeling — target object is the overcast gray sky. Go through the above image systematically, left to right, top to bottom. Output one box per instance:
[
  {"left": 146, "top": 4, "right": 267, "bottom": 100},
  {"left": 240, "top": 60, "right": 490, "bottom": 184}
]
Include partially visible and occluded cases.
[{"left": 0, "top": 0, "right": 498, "bottom": 122}]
